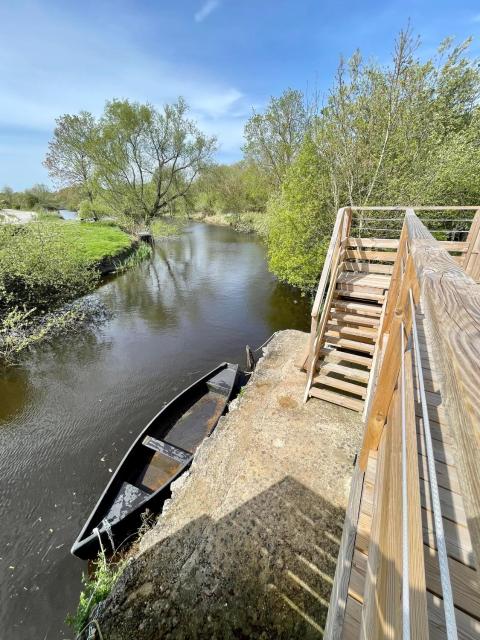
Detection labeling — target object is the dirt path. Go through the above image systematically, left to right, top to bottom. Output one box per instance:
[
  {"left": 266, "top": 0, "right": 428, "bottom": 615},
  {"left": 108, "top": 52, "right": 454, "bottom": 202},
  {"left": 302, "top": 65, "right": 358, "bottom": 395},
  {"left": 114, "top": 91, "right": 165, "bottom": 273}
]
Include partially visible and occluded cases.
[
  {"left": 0, "top": 208, "right": 37, "bottom": 223},
  {"left": 91, "top": 330, "right": 363, "bottom": 639}
]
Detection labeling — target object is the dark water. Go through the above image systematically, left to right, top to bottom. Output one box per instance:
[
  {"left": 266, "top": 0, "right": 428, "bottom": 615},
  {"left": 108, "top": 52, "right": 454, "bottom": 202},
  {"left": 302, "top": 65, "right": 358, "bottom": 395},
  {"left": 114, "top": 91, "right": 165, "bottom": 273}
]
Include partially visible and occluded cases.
[{"left": 0, "top": 222, "right": 310, "bottom": 640}]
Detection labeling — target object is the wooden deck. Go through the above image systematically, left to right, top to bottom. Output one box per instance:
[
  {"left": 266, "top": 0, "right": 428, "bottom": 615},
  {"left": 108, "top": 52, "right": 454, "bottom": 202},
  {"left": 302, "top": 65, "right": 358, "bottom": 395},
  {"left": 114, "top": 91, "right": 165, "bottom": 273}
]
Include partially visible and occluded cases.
[
  {"left": 303, "top": 206, "right": 480, "bottom": 639},
  {"left": 342, "top": 309, "right": 480, "bottom": 639}
]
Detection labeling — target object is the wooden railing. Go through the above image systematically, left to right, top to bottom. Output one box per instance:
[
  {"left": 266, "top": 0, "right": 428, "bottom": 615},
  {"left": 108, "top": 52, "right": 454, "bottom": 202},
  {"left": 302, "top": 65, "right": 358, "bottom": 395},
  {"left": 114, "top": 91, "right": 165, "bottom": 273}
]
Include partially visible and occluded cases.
[
  {"left": 303, "top": 206, "right": 352, "bottom": 401},
  {"left": 321, "top": 207, "right": 480, "bottom": 639},
  {"left": 359, "top": 208, "right": 480, "bottom": 569}
]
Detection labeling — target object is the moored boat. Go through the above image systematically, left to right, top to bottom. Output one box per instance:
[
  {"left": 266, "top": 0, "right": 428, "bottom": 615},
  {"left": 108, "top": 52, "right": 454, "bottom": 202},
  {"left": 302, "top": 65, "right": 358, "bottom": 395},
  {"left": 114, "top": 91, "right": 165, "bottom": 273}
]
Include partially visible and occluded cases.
[{"left": 71, "top": 362, "right": 239, "bottom": 560}]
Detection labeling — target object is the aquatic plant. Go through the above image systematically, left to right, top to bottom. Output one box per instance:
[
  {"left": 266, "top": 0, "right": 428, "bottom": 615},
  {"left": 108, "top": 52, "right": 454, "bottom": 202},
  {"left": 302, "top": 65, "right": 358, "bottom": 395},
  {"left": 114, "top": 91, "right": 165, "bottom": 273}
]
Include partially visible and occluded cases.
[{"left": 66, "top": 552, "right": 126, "bottom": 635}]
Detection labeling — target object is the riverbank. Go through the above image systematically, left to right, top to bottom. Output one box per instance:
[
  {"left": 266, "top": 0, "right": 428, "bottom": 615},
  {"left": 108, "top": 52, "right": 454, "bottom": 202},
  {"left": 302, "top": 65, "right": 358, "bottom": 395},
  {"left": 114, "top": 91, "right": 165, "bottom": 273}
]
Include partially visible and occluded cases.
[
  {"left": 190, "top": 211, "right": 268, "bottom": 236},
  {"left": 0, "top": 220, "right": 145, "bottom": 362},
  {"left": 83, "top": 330, "right": 362, "bottom": 639}
]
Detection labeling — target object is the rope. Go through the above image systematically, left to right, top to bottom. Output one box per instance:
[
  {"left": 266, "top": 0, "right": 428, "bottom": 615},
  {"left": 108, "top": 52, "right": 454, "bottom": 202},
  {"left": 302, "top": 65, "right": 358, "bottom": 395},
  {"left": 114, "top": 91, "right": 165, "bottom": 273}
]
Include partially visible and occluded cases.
[
  {"left": 409, "top": 290, "right": 458, "bottom": 640},
  {"left": 400, "top": 323, "right": 410, "bottom": 640},
  {"left": 252, "top": 331, "right": 278, "bottom": 353},
  {"left": 101, "top": 518, "right": 115, "bottom": 554},
  {"left": 75, "top": 618, "right": 104, "bottom": 640}
]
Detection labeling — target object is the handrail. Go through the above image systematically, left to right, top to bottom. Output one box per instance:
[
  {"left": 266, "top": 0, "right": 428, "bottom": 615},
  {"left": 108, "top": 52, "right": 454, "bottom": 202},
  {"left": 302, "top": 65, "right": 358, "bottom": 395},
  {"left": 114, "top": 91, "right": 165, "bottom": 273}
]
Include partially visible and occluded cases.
[
  {"left": 304, "top": 207, "right": 351, "bottom": 401},
  {"left": 311, "top": 207, "right": 348, "bottom": 318},
  {"left": 360, "top": 207, "right": 480, "bottom": 568},
  {"left": 400, "top": 322, "right": 410, "bottom": 640}
]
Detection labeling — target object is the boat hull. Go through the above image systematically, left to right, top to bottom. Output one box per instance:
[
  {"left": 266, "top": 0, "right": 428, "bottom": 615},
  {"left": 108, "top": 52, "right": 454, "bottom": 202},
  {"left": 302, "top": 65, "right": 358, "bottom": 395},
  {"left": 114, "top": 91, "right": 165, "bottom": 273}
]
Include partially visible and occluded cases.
[{"left": 71, "top": 363, "right": 238, "bottom": 560}]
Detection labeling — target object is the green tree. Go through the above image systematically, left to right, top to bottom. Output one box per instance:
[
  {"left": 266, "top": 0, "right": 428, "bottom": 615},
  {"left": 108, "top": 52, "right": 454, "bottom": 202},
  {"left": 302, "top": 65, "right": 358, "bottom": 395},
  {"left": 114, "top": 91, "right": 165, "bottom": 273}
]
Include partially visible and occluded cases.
[
  {"left": 266, "top": 30, "right": 480, "bottom": 289},
  {"left": 244, "top": 89, "right": 307, "bottom": 187},
  {"left": 91, "top": 99, "right": 216, "bottom": 227},
  {"left": 44, "top": 112, "right": 97, "bottom": 212},
  {"left": 267, "top": 136, "right": 332, "bottom": 289},
  {"left": 1, "top": 186, "right": 14, "bottom": 207}
]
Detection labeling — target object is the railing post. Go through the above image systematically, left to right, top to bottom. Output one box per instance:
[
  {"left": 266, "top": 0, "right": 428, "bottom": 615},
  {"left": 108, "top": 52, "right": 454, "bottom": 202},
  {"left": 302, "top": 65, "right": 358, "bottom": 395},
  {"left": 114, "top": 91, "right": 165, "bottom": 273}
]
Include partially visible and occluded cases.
[{"left": 463, "top": 208, "right": 480, "bottom": 282}]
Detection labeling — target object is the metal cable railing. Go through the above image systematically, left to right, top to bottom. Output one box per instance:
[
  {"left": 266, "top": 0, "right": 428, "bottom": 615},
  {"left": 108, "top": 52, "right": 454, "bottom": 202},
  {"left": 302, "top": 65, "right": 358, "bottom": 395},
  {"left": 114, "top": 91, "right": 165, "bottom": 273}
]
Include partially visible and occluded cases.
[{"left": 409, "top": 289, "right": 458, "bottom": 640}]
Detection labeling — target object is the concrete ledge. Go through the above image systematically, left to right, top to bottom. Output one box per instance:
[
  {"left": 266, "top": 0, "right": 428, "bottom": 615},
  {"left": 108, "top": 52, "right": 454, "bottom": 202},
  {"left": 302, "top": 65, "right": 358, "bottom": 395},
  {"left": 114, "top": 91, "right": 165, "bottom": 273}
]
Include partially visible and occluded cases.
[{"left": 92, "top": 330, "right": 363, "bottom": 639}]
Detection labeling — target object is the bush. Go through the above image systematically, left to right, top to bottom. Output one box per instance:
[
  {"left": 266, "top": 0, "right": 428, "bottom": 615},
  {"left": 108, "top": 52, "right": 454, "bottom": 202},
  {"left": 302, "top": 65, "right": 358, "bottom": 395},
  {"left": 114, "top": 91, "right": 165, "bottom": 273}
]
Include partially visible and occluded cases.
[
  {"left": 267, "top": 136, "right": 333, "bottom": 290},
  {"left": 0, "top": 223, "right": 99, "bottom": 313}
]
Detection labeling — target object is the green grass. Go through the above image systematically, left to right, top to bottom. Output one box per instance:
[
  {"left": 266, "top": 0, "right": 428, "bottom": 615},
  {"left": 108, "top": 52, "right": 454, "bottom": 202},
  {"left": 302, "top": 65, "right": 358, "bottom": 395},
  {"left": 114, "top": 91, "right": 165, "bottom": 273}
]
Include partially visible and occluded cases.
[
  {"left": 192, "top": 211, "right": 268, "bottom": 236},
  {"left": 0, "top": 220, "right": 134, "bottom": 319},
  {"left": 45, "top": 220, "right": 133, "bottom": 264},
  {"left": 66, "top": 552, "right": 126, "bottom": 635}
]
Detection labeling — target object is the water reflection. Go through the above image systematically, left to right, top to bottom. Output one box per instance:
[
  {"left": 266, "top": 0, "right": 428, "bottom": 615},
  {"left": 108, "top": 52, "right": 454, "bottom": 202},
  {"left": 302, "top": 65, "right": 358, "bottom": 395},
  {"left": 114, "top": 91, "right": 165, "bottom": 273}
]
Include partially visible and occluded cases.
[{"left": 0, "top": 222, "right": 309, "bottom": 639}]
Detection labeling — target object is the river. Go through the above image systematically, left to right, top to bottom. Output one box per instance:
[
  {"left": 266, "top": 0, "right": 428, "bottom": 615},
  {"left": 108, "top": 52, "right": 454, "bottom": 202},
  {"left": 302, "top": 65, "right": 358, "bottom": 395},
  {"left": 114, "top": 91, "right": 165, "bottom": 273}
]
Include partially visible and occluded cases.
[{"left": 0, "top": 222, "right": 310, "bottom": 639}]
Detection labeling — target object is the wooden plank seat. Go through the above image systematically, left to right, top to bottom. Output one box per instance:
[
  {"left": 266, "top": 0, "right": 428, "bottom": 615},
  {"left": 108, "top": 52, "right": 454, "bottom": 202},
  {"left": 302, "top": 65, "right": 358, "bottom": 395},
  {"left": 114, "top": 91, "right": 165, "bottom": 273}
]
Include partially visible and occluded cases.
[{"left": 142, "top": 436, "right": 192, "bottom": 464}]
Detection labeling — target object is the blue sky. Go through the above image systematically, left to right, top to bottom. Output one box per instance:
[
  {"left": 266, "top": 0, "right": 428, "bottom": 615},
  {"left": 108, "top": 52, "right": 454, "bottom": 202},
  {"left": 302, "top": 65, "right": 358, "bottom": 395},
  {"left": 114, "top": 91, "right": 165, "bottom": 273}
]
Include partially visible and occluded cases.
[{"left": 1, "top": 0, "right": 479, "bottom": 190}]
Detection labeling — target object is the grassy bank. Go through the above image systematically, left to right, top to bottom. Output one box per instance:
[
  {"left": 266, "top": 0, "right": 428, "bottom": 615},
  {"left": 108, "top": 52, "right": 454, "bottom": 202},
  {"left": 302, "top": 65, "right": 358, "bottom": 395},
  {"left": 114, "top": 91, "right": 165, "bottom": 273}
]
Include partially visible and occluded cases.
[
  {"left": 190, "top": 211, "right": 267, "bottom": 237},
  {"left": 0, "top": 220, "right": 141, "bottom": 362}
]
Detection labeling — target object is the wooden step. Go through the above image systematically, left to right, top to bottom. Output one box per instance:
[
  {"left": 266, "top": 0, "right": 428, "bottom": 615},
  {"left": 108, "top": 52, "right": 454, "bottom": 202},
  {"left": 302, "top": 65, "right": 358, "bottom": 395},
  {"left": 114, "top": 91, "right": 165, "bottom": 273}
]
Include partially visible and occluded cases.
[
  {"left": 346, "top": 237, "right": 400, "bottom": 249},
  {"left": 345, "top": 249, "right": 397, "bottom": 262},
  {"left": 343, "top": 261, "right": 394, "bottom": 275},
  {"left": 337, "top": 271, "right": 391, "bottom": 289},
  {"left": 337, "top": 281, "right": 387, "bottom": 295},
  {"left": 334, "top": 290, "right": 385, "bottom": 302},
  {"left": 332, "top": 300, "right": 383, "bottom": 317},
  {"left": 329, "top": 312, "right": 380, "bottom": 327},
  {"left": 326, "top": 324, "right": 378, "bottom": 339},
  {"left": 325, "top": 331, "right": 375, "bottom": 347},
  {"left": 325, "top": 336, "right": 376, "bottom": 354},
  {"left": 319, "top": 348, "right": 373, "bottom": 368},
  {"left": 317, "top": 361, "right": 370, "bottom": 383},
  {"left": 313, "top": 374, "right": 367, "bottom": 397},
  {"left": 309, "top": 387, "right": 364, "bottom": 412}
]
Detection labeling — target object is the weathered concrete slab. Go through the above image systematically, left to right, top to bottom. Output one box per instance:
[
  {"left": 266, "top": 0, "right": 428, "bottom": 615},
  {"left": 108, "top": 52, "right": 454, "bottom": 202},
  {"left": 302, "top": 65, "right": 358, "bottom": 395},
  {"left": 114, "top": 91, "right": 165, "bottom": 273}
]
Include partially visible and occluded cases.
[{"left": 93, "top": 330, "right": 363, "bottom": 639}]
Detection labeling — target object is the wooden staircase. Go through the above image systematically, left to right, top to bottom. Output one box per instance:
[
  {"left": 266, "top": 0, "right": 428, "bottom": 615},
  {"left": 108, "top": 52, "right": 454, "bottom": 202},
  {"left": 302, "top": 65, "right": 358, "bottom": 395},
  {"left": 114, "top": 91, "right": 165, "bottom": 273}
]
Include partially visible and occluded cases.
[{"left": 304, "top": 208, "right": 397, "bottom": 412}]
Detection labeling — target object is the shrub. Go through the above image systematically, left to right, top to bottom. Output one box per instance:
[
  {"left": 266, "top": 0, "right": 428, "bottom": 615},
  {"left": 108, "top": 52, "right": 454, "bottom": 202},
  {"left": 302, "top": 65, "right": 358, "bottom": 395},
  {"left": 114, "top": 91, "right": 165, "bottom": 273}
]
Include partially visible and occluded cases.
[{"left": 0, "top": 223, "right": 99, "bottom": 313}]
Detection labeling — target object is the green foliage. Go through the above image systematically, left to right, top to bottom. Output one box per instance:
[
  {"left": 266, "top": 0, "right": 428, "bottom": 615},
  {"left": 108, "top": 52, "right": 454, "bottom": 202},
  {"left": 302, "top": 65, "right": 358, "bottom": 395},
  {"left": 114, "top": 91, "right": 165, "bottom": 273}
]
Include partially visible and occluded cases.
[
  {"left": 266, "top": 31, "right": 480, "bottom": 289},
  {"left": 243, "top": 89, "right": 308, "bottom": 186},
  {"left": 267, "top": 136, "right": 333, "bottom": 289},
  {"left": 191, "top": 161, "right": 271, "bottom": 215},
  {"left": 0, "top": 184, "right": 61, "bottom": 212},
  {"left": 35, "top": 207, "right": 61, "bottom": 221},
  {"left": 151, "top": 217, "right": 186, "bottom": 237},
  {"left": 0, "top": 221, "right": 132, "bottom": 313},
  {"left": 0, "top": 223, "right": 99, "bottom": 313},
  {"left": 113, "top": 242, "right": 152, "bottom": 272},
  {"left": 0, "top": 305, "right": 89, "bottom": 363},
  {"left": 66, "top": 553, "right": 126, "bottom": 634}
]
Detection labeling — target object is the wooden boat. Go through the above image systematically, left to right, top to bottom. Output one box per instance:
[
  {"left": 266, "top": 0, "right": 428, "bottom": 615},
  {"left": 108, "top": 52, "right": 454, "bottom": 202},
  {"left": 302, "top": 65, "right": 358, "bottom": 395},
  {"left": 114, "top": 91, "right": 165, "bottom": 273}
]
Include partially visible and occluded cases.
[{"left": 71, "top": 363, "right": 239, "bottom": 560}]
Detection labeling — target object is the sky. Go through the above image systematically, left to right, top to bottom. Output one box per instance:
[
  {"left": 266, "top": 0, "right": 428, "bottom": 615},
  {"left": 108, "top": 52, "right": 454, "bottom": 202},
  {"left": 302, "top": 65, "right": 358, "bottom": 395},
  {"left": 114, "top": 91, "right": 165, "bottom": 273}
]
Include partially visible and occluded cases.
[{"left": 1, "top": 0, "right": 480, "bottom": 190}]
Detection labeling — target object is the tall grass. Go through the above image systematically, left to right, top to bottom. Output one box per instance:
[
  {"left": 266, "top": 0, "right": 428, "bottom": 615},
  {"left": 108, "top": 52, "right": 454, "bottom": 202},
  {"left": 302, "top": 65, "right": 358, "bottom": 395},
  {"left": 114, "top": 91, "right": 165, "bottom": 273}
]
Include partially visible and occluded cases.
[{"left": 66, "top": 551, "right": 126, "bottom": 635}]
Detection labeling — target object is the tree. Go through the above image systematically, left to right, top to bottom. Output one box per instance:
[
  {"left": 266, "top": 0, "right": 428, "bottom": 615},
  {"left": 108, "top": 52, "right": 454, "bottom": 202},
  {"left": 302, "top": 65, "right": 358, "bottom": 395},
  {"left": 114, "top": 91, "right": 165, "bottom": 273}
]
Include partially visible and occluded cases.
[
  {"left": 266, "top": 30, "right": 480, "bottom": 289},
  {"left": 243, "top": 89, "right": 307, "bottom": 187},
  {"left": 91, "top": 99, "right": 216, "bottom": 227},
  {"left": 44, "top": 112, "right": 97, "bottom": 209},
  {"left": 267, "top": 135, "right": 332, "bottom": 289},
  {"left": 191, "top": 161, "right": 271, "bottom": 215},
  {"left": 1, "top": 186, "right": 14, "bottom": 207}
]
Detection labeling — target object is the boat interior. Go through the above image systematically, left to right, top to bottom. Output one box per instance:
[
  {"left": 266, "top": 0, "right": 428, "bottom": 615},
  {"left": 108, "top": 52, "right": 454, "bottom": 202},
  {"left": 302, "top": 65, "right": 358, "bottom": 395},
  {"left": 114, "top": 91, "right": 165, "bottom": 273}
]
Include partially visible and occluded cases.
[{"left": 93, "top": 366, "right": 237, "bottom": 534}]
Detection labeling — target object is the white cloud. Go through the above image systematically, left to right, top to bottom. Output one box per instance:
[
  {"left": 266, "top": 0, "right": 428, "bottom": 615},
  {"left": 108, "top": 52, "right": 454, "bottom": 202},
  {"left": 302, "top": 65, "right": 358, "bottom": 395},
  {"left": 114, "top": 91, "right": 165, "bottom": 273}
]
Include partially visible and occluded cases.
[
  {"left": 194, "top": 0, "right": 220, "bottom": 23},
  {"left": 0, "top": 3, "right": 249, "bottom": 188}
]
